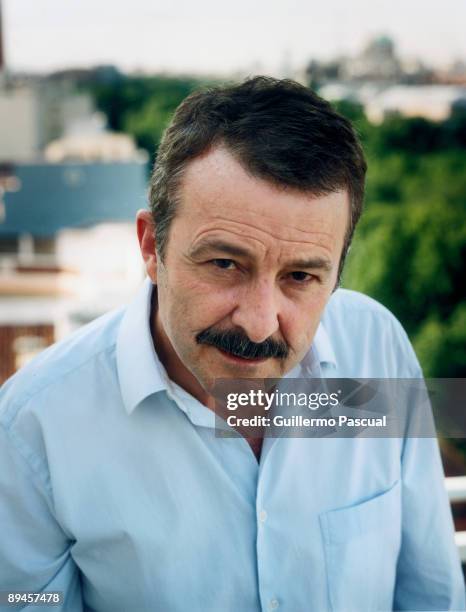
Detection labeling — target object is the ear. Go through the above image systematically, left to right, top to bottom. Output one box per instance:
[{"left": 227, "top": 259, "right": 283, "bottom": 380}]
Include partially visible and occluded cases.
[{"left": 136, "top": 209, "right": 158, "bottom": 283}]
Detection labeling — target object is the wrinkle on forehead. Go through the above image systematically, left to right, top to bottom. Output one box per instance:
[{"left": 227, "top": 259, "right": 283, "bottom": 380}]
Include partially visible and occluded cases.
[
  {"left": 184, "top": 189, "right": 346, "bottom": 234},
  {"left": 191, "top": 220, "right": 336, "bottom": 253}
]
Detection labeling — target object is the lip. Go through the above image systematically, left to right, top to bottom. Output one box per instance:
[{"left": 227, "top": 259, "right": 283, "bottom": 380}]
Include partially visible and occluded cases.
[{"left": 215, "top": 347, "right": 269, "bottom": 366}]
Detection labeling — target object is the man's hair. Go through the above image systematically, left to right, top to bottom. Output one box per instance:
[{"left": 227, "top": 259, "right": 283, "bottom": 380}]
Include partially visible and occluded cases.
[{"left": 149, "top": 76, "right": 367, "bottom": 280}]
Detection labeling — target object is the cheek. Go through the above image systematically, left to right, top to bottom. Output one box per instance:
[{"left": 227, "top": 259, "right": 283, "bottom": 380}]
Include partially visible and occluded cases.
[
  {"left": 161, "top": 273, "right": 239, "bottom": 330},
  {"left": 280, "top": 290, "right": 331, "bottom": 348}
]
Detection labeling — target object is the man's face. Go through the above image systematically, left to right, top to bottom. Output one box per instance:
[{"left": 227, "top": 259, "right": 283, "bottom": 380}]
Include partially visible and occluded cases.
[{"left": 151, "top": 146, "right": 348, "bottom": 395}]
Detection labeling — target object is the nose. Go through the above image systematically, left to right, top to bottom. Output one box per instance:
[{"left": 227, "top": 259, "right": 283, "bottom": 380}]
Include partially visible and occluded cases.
[{"left": 231, "top": 279, "right": 280, "bottom": 344}]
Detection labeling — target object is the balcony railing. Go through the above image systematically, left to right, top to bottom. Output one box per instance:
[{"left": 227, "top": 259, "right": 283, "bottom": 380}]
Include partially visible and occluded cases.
[{"left": 446, "top": 477, "right": 466, "bottom": 562}]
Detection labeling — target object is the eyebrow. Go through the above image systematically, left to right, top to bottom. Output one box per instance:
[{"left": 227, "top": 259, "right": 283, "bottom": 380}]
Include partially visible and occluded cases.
[{"left": 188, "top": 239, "right": 333, "bottom": 272}]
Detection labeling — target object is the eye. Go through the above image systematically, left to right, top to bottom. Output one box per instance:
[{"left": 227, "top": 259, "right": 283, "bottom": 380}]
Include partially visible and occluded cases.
[
  {"left": 211, "top": 258, "right": 236, "bottom": 270},
  {"left": 288, "top": 271, "right": 313, "bottom": 283}
]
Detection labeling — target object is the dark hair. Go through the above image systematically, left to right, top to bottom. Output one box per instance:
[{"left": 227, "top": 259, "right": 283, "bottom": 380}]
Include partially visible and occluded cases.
[{"left": 149, "top": 76, "right": 367, "bottom": 280}]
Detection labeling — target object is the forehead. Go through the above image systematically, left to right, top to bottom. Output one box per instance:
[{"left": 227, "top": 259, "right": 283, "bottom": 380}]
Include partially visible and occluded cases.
[{"left": 175, "top": 146, "right": 349, "bottom": 257}]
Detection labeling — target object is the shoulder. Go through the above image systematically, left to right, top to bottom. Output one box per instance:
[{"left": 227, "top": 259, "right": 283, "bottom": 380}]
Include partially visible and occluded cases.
[
  {"left": 327, "top": 287, "right": 394, "bottom": 313},
  {"left": 324, "top": 288, "right": 403, "bottom": 328},
  {"left": 321, "top": 289, "right": 422, "bottom": 378},
  {"left": 0, "top": 306, "right": 125, "bottom": 429}
]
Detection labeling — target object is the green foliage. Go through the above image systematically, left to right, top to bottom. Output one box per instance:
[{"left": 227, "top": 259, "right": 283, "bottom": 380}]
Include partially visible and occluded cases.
[
  {"left": 84, "top": 75, "right": 210, "bottom": 161},
  {"left": 124, "top": 98, "right": 174, "bottom": 157},
  {"left": 332, "top": 99, "right": 367, "bottom": 125},
  {"left": 341, "top": 114, "right": 466, "bottom": 376},
  {"left": 368, "top": 116, "right": 443, "bottom": 155},
  {"left": 343, "top": 195, "right": 466, "bottom": 338},
  {"left": 413, "top": 304, "right": 466, "bottom": 377}
]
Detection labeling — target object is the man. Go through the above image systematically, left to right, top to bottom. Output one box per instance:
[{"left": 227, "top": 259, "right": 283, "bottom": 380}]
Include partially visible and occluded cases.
[{"left": 0, "top": 77, "right": 464, "bottom": 611}]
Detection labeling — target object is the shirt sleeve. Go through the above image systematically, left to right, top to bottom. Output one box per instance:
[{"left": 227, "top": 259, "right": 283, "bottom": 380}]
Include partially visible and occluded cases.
[
  {"left": 391, "top": 323, "right": 466, "bottom": 610},
  {"left": 0, "top": 424, "right": 83, "bottom": 612},
  {"left": 393, "top": 434, "right": 466, "bottom": 610}
]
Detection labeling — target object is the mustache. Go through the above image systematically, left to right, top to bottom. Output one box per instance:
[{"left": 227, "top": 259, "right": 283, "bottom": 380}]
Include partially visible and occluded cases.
[{"left": 196, "top": 327, "right": 289, "bottom": 360}]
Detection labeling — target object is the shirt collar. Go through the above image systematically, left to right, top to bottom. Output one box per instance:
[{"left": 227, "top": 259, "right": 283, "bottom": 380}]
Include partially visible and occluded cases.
[
  {"left": 116, "top": 277, "right": 168, "bottom": 414},
  {"left": 117, "top": 277, "right": 338, "bottom": 414},
  {"left": 311, "top": 319, "right": 338, "bottom": 370}
]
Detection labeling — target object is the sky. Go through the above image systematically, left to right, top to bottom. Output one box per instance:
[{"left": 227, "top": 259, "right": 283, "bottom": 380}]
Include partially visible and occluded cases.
[{"left": 3, "top": 0, "right": 466, "bottom": 76}]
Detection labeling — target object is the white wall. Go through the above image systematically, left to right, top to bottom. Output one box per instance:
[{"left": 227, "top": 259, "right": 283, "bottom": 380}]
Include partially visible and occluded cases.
[{"left": 0, "top": 87, "right": 39, "bottom": 161}]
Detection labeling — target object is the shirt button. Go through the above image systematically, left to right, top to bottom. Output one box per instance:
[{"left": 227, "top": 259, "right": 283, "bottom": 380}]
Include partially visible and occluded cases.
[
  {"left": 259, "top": 510, "right": 267, "bottom": 523},
  {"left": 269, "top": 599, "right": 279, "bottom": 610}
]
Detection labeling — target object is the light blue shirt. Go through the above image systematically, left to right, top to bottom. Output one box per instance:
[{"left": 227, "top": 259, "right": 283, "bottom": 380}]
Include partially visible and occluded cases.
[{"left": 0, "top": 278, "right": 464, "bottom": 611}]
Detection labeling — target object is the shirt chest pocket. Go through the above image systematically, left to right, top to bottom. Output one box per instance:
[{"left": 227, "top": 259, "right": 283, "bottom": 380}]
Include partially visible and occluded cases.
[{"left": 319, "top": 479, "right": 402, "bottom": 612}]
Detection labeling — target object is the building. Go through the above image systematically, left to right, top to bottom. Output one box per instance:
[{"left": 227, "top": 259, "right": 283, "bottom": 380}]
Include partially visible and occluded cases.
[
  {"left": 0, "top": 2, "right": 148, "bottom": 383},
  {"left": 343, "top": 36, "right": 402, "bottom": 83},
  {"left": 0, "top": 81, "right": 96, "bottom": 162},
  {"left": 319, "top": 81, "right": 466, "bottom": 123},
  {"left": 364, "top": 84, "right": 466, "bottom": 123},
  {"left": 0, "top": 158, "right": 148, "bottom": 384}
]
